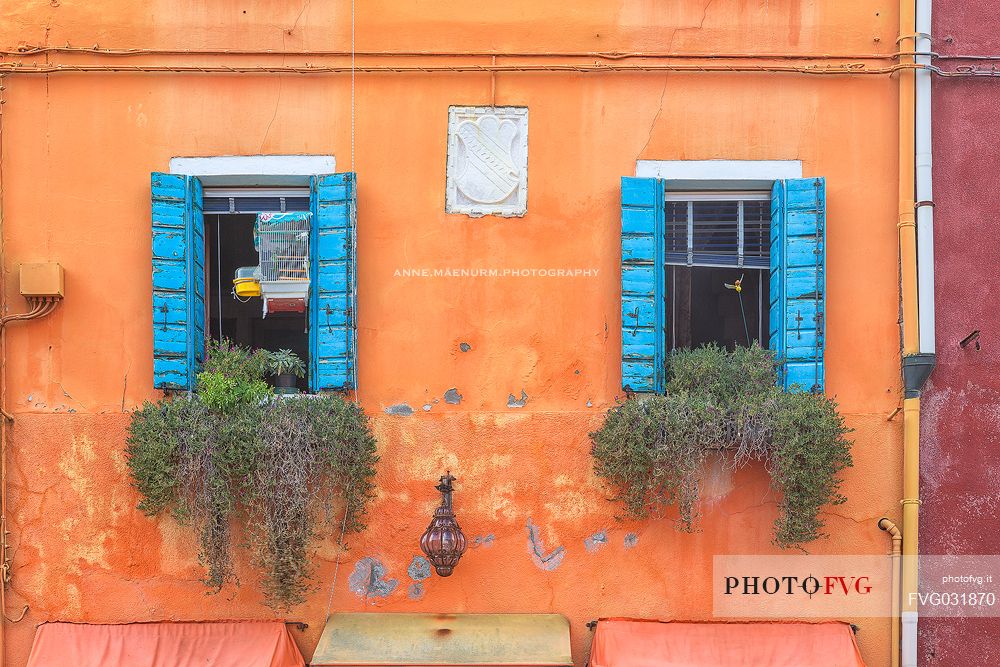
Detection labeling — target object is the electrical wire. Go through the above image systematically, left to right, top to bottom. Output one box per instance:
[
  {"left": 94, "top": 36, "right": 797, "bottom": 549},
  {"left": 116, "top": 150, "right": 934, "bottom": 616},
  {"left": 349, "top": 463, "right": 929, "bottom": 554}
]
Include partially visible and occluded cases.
[
  {"left": 348, "top": 0, "right": 361, "bottom": 405},
  {"left": 351, "top": 0, "right": 355, "bottom": 172},
  {"left": 324, "top": 6, "right": 360, "bottom": 620},
  {"left": 1, "top": 44, "right": 922, "bottom": 60},
  {"left": 1, "top": 60, "right": 992, "bottom": 77},
  {"left": 0, "top": 61, "right": 914, "bottom": 75},
  {"left": 216, "top": 217, "right": 222, "bottom": 342},
  {"left": 0, "top": 293, "right": 60, "bottom": 662},
  {"left": 322, "top": 493, "right": 352, "bottom": 622}
]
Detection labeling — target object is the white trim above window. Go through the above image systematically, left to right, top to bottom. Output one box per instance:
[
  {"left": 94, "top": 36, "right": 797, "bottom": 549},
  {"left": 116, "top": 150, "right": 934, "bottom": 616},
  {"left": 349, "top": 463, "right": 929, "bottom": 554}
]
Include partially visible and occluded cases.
[
  {"left": 170, "top": 155, "right": 337, "bottom": 186},
  {"left": 635, "top": 160, "right": 803, "bottom": 190}
]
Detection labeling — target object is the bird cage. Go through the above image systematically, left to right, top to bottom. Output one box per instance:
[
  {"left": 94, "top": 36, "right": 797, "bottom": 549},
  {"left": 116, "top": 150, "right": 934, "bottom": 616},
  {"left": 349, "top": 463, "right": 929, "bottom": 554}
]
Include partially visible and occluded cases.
[{"left": 254, "top": 211, "right": 312, "bottom": 316}]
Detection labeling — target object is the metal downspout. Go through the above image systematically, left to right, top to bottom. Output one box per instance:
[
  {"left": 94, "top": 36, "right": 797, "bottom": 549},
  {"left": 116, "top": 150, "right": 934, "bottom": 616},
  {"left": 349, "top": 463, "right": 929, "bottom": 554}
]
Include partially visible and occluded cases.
[
  {"left": 898, "top": 0, "right": 938, "bottom": 663},
  {"left": 916, "top": 0, "right": 936, "bottom": 358}
]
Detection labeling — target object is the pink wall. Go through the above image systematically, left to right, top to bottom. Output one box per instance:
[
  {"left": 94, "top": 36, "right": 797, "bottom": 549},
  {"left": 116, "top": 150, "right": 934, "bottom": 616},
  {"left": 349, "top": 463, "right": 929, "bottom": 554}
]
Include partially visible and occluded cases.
[{"left": 920, "top": 2, "right": 1000, "bottom": 665}]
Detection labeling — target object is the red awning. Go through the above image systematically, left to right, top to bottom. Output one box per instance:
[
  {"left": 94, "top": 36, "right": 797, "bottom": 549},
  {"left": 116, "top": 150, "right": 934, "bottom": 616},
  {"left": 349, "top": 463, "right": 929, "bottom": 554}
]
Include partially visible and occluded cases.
[
  {"left": 589, "top": 619, "right": 866, "bottom": 667},
  {"left": 26, "top": 621, "right": 305, "bottom": 667}
]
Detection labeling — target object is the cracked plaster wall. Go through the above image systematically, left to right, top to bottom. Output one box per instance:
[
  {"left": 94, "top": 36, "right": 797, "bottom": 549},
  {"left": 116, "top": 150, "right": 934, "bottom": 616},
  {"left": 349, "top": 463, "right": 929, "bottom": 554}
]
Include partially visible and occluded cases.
[{"left": 0, "top": 1, "right": 902, "bottom": 665}]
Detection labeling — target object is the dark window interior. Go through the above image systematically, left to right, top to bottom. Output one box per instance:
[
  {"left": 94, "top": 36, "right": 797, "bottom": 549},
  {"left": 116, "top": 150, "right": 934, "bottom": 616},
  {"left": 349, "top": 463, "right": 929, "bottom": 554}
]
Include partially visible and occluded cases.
[
  {"left": 663, "top": 192, "right": 772, "bottom": 353},
  {"left": 206, "top": 213, "right": 309, "bottom": 390},
  {"left": 667, "top": 266, "right": 770, "bottom": 352}
]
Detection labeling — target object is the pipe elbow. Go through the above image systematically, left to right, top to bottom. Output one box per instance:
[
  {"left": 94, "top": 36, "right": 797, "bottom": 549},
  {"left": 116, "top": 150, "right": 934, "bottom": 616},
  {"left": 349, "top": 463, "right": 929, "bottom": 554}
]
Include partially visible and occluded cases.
[{"left": 879, "top": 517, "right": 902, "bottom": 540}]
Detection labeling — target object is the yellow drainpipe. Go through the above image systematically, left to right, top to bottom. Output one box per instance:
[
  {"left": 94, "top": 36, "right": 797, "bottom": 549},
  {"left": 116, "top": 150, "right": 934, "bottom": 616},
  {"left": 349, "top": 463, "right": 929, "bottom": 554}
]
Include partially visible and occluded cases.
[
  {"left": 897, "top": 0, "right": 923, "bottom": 664},
  {"left": 879, "top": 518, "right": 902, "bottom": 667}
]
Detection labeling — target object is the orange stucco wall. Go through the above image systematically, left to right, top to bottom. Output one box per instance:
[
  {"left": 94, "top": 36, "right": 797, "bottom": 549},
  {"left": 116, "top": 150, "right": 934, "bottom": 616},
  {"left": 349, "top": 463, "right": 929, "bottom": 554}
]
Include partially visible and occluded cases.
[{"left": 0, "top": 2, "right": 903, "bottom": 665}]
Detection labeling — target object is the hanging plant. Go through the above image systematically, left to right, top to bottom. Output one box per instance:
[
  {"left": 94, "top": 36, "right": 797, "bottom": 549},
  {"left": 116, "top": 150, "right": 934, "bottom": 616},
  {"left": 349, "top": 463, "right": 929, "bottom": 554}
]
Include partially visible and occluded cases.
[
  {"left": 126, "top": 339, "right": 378, "bottom": 608},
  {"left": 590, "top": 344, "right": 852, "bottom": 548}
]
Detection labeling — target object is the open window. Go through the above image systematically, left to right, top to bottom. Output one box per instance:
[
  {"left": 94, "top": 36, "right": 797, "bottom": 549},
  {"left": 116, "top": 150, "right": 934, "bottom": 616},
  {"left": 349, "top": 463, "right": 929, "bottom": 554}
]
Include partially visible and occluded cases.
[
  {"left": 151, "top": 172, "right": 357, "bottom": 393},
  {"left": 621, "top": 176, "right": 826, "bottom": 393},
  {"left": 204, "top": 189, "right": 311, "bottom": 391},
  {"left": 663, "top": 192, "right": 770, "bottom": 352}
]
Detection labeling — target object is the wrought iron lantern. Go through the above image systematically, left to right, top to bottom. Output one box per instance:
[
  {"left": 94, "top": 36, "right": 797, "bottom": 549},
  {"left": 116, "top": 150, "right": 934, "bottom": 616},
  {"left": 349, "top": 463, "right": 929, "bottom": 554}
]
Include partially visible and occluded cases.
[{"left": 419, "top": 472, "right": 467, "bottom": 576}]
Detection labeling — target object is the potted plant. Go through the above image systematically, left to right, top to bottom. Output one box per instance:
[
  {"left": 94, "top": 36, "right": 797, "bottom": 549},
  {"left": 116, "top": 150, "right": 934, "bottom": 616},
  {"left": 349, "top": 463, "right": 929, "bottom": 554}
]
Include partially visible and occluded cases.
[{"left": 267, "top": 349, "right": 306, "bottom": 394}]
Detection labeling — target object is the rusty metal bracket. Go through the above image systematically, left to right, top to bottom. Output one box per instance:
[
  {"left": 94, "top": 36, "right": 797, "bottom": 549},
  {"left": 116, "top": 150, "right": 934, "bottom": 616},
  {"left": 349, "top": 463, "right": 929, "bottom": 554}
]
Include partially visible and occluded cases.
[{"left": 959, "top": 329, "right": 981, "bottom": 350}]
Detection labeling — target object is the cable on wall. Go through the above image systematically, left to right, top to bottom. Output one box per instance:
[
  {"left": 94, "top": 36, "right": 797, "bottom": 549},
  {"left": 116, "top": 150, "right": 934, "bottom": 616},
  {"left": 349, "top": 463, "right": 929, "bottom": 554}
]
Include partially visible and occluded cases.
[{"left": 0, "top": 61, "right": 983, "bottom": 77}]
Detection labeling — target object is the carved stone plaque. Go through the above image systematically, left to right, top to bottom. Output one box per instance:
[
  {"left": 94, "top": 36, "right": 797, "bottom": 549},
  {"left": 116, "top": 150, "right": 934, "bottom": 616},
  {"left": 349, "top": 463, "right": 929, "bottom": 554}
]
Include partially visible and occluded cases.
[{"left": 446, "top": 106, "right": 528, "bottom": 217}]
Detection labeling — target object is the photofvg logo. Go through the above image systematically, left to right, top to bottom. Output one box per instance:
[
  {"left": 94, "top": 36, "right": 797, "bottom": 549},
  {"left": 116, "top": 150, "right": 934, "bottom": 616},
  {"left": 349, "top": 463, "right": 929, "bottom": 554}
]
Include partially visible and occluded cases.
[
  {"left": 713, "top": 555, "right": 891, "bottom": 619},
  {"left": 715, "top": 555, "right": 1000, "bottom": 618},
  {"left": 724, "top": 574, "right": 872, "bottom": 597}
]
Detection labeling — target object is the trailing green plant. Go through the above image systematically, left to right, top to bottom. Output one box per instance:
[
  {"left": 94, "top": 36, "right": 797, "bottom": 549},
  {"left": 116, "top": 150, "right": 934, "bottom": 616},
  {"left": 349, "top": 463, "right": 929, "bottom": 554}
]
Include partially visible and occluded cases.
[
  {"left": 126, "top": 338, "right": 378, "bottom": 608},
  {"left": 591, "top": 343, "right": 852, "bottom": 548},
  {"left": 267, "top": 349, "right": 306, "bottom": 378},
  {"left": 248, "top": 396, "right": 376, "bottom": 605}
]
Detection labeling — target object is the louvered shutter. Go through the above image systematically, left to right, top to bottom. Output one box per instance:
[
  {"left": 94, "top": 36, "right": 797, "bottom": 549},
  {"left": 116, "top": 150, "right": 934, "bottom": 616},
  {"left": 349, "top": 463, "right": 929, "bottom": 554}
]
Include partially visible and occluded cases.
[
  {"left": 151, "top": 173, "right": 205, "bottom": 390},
  {"left": 309, "top": 173, "right": 357, "bottom": 391},
  {"left": 621, "top": 177, "right": 666, "bottom": 393},
  {"left": 769, "top": 177, "right": 826, "bottom": 392}
]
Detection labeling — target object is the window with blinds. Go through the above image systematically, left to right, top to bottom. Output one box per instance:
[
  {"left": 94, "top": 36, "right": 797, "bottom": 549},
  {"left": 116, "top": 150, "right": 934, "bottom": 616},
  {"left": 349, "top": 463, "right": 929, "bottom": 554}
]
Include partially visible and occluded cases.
[
  {"left": 203, "top": 188, "right": 310, "bottom": 214},
  {"left": 664, "top": 192, "right": 770, "bottom": 268}
]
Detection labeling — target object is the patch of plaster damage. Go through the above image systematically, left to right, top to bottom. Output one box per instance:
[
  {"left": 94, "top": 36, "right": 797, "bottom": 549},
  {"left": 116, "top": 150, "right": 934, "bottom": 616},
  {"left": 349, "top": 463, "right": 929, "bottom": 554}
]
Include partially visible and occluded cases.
[
  {"left": 460, "top": 342, "right": 472, "bottom": 352},
  {"left": 444, "top": 388, "right": 463, "bottom": 405},
  {"left": 507, "top": 390, "right": 529, "bottom": 408},
  {"left": 384, "top": 403, "right": 415, "bottom": 416},
  {"left": 422, "top": 403, "right": 433, "bottom": 412},
  {"left": 701, "top": 455, "right": 735, "bottom": 505},
  {"left": 476, "top": 482, "right": 519, "bottom": 521},
  {"left": 526, "top": 518, "right": 565, "bottom": 571},
  {"left": 583, "top": 530, "right": 608, "bottom": 553},
  {"left": 624, "top": 532, "right": 639, "bottom": 549},
  {"left": 474, "top": 534, "right": 495, "bottom": 548},
  {"left": 407, "top": 555, "right": 432, "bottom": 581},
  {"left": 348, "top": 557, "right": 399, "bottom": 599},
  {"left": 407, "top": 582, "right": 425, "bottom": 600}
]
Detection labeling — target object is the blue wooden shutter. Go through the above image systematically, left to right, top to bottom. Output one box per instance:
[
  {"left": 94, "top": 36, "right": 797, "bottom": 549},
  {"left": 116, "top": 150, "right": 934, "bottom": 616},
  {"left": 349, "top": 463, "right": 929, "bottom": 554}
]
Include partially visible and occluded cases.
[
  {"left": 309, "top": 172, "right": 357, "bottom": 391},
  {"left": 151, "top": 173, "right": 205, "bottom": 390},
  {"left": 621, "top": 176, "right": 666, "bottom": 393},
  {"left": 769, "top": 177, "right": 826, "bottom": 392}
]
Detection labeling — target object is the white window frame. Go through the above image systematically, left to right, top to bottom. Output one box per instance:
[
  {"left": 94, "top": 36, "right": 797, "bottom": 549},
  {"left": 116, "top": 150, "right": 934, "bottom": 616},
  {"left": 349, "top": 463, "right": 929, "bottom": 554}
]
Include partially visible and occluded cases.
[
  {"left": 170, "top": 155, "right": 336, "bottom": 186},
  {"left": 636, "top": 159, "right": 802, "bottom": 186}
]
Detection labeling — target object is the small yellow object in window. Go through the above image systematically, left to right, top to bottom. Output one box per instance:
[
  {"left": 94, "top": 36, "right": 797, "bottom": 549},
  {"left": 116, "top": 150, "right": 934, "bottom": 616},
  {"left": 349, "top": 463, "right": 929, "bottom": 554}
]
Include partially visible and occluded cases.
[{"left": 724, "top": 276, "right": 744, "bottom": 293}]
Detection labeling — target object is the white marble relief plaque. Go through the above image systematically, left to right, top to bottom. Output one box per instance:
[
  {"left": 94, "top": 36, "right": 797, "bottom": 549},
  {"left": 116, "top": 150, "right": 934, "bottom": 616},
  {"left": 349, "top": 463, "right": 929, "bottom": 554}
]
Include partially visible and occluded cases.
[{"left": 446, "top": 106, "right": 528, "bottom": 217}]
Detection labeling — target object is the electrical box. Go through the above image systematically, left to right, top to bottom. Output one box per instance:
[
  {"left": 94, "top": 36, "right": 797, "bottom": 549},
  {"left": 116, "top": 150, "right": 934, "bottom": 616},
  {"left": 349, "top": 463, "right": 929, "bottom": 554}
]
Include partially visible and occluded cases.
[{"left": 19, "top": 263, "right": 64, "bottom": 298}]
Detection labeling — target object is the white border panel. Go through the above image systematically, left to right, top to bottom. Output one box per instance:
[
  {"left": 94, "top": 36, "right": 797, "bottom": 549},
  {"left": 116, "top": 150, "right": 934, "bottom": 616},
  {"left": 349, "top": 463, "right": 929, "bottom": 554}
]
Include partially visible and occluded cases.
[
  {"left": 170, "top": 155, "right": 336, "bottom": 186},
  {"left": 636, "top": 160, "right": 802, "bottom": 181}
]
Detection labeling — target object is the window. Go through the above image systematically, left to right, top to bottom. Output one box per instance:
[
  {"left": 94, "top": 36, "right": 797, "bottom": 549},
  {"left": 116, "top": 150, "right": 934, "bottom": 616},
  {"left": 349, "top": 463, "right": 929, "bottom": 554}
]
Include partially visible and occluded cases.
[
  {"left": 151, "top": 172, "right": 357, "bottom": 392},
  {"left": 621, "top": 176, "right": 826, "bottom": 393},
  {"left": 203, "top": 189, "right": 312, "bottom": 391},
  {"left": 663, "top": 192, "right": 770, "bottom": 352}
]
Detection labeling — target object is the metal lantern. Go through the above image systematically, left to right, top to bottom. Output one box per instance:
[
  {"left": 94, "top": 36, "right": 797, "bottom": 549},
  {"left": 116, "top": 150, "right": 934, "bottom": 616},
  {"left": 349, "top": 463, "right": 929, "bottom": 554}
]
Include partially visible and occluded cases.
[{"left": 419, "top": 472, "right": 467, "bottom": 577}]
